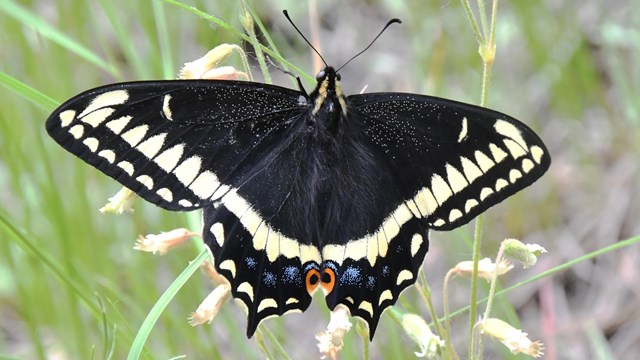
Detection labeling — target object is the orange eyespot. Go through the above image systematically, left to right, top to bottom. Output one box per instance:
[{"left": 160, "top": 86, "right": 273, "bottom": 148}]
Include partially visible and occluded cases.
[
  {"left": 320, "top": 268, "right": 336, "bottom": 294},
  {"left": 305, "top": 269, "right": 321, "bottom": 295}
]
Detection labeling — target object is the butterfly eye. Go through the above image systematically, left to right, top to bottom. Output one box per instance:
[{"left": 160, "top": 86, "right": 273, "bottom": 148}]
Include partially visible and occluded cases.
[
  {"left": 315, "top": 70, "right": 326, "bottom": 81},
  {"left": 336, "top": 73, "right": 341, "bottom": 81}
]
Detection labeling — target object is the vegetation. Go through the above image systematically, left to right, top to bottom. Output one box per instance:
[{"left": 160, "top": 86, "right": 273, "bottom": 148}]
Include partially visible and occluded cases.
[{"left": 1, "top": 0, "right": 638, "bottom": 358}]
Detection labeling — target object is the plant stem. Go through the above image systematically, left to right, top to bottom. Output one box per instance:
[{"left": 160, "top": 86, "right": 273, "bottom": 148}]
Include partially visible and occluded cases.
[
  {"left": 461, "top": 1, "right": 498, "bottom": 359},
  {"left": 468, "top": 214, "right": 483, "bottom": 359}
]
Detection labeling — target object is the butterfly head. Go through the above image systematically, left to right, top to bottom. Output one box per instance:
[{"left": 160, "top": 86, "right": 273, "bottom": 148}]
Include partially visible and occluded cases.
[{"left": 310, "top": 67, "right": 348, "bottom": 126}]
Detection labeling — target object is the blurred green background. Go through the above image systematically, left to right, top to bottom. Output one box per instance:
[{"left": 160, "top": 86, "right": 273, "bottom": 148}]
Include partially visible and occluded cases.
[{"left": 1, "top": 0, "right": 638, "bottom": 359}]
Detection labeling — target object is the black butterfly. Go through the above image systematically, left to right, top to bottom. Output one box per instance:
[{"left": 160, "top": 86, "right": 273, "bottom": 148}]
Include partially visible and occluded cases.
[{"left": 45, "top": 18, "right": 550, "bottom": 340}]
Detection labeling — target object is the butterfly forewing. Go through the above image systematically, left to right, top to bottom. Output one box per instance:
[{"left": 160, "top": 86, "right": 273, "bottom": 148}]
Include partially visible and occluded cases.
[
  {"left": 46, "top": 80, "right": 307, "bottom": 211},
  {"left": 349, "top": 93, "right": 551, "bottom": 231}
]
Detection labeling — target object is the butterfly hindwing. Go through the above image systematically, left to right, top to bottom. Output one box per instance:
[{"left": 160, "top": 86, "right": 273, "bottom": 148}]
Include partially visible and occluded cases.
[{"left": 203, "top": 203, "right": 314, "bottom": 337}]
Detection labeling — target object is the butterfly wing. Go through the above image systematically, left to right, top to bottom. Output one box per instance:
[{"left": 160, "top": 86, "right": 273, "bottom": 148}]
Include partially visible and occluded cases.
[
  {"left": 45, "top": 80, "right": 308, "bottom": 211},
  {"left": 46, "top": 80, "right": 320, "bottom": 336},
  {"left": 320, "top": 92, "right": 550, "bottom": 337},
  {"left": 350, "top": 92, "right": 550, "bottom": 230}
]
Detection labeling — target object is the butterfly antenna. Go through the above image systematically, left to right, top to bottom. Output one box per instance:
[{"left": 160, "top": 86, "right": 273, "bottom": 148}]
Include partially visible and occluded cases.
[
  {"left": 283, "top": 10, "right": 328, "bottom": 68},
  {"left": 336, "top": 18, "right": 402, "bottom": 73}
]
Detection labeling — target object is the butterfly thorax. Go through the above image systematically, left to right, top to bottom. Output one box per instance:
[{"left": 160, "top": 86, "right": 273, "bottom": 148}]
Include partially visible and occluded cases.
[{"left": 309, "top": 67, "right": 348, "bottom": 133}]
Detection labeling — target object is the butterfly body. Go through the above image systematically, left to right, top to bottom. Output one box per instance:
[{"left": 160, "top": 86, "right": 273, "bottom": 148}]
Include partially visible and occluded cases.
[{"left": 46, "top": 64, "right": 550, "bottom": 338}]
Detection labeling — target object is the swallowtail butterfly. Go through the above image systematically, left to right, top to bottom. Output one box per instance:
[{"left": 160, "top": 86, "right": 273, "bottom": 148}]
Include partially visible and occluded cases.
[{"left": 45, "top": 16, "right": 550, "bottom": 339}]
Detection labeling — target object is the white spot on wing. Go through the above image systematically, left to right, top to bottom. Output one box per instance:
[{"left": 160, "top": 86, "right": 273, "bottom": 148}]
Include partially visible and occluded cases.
[
  {"left": 78, "top": 90, "right": 129, "bottom": 118},
  {"left": 162, "top": 94, "right": 173, "bottom": 120},
  {"left": 81, "top": 107, "right": 114, "bottom": 127},
  {"left": 59, "top": 110, "right": 76, "bottom": 127},
  {"left": 105, "top": 115, "right": 132, "bottom": 134},
  {"left": 458, "top": 117, "right": 468, "bottom": 142},
  {"left": 494, "top": 119, "right": 527, "bottom": 149},
  {"left": 69, "top": 124, "right": 84, "bottom": 139},
  {"left": 121, "top": 125, "right": 149, "bottom": 147},
  {"left": 136, "top": 133, "right": 167, "bottom": 159},
  {"left": 82, "top": 137, "right": 99, "bottom": 152},
  {"left": 503, "top": 139, "right": 527, "bottom": 159},
  {"left": 489, "top": 143, "right": 508, "bottom": 163},
  {"left": 154, "top": 144, "right": 184, "bottom": 172},
  {"left": 530, "top": 146, "right": 545, "bottom": 164},
  {"left": 98, "top": 149, "right": 115, "bottom": 163},
  {"left": 474, "top": 150, "right": 495, "bottom": 173},
  {"left": 174, "top": 156, "right": 202, "bottom": 186},
  {"left": 461, "top": 156, "right": 483, "bottom": 183},
  {"left": 521, "top": 158, "right": 534, "bottom": 173},
  {"left": 117, "top": 161, "right": 134, "bottom": 176},
  {"left": 445, "top": 164, "right": 468, "bottom": 194},
  {"left": 509, "top": 169, "right": 522, "bottom": 183},
  {"left": 187, "top": 171, "right": 219, "bottom": 199},
  {"left": 431, "top": 174, "right": 453, "bottom": 204},
  {"left": 136, "top": 175, "right": 154, "bottom": 189},
  {"left": 495, "top": 178, "right": 509, "bottom": 191},
  {"left": 211, "top": 184, "right": 230, "bottom": 200},
  {"left": 414, "top": 187, "right": 438, "bottom": 217},
  {"left": 479, "top": 187, "right": 494, "bottom": 200},
  {"left": 156, "top": 188, "right": 173, "bottom": 202},
  {"left": 178, "top": 199, "right": 193, "bottom": 207},
  {"left": 465, "top": 199, "right": 479, "bottom": 212},
  {"left": 405, "top": 200, "right": 421, "bottom": 218},
  {"left": 393, "top": 203, "right": 413, "bottom": 226},
  {"left": 448, "top": 209, "right": 463, "bottom": 222},
  {"left": 382, "top": 214, "right": 400, "bottom": 241},
  {"left": 210, "top": 222, "right": 225, "bottom": 247},
  {"left": 265, "top": 227, "right": 281, "bottom": 262},
  {"left": 377, "top": 231, "right": 388, "bottom": 257},
  {"left": 410, "top": 233, "right": 423, "bottom": 256},
  {"left": 279, "top": 234, "right": 301, "bottom": 260},
  {"left": 366, "top": 234, "right": 378, "bottom": 266},
  {"left": 345, "top": 238, "right": 368, "bottom": 264},
  {"left": 300, "top": 244, "right": 321, "bottom": 264},
  {"left": 322, "top": 244, "right": 345, "bottom": 264},
  {"left": 219, "top": 259, "right": 236, "bottom": 278},
  {"left": 396, "top": 269, "right": 413, "bottom": 285},
  {"left": 237, "top": 282, "right": 254, "bottom": 302},
  {"left": 378, "top": 290, "right": 393, "bottom": 306},
  {"left": 257, "top": 298, "right": 278, "bottom": 313},
  {"left": 286, "top": 298, "right": 299, "bottom": 305},
  {"left": 358, "top": 301, "right": 374, "bottom": 317}
]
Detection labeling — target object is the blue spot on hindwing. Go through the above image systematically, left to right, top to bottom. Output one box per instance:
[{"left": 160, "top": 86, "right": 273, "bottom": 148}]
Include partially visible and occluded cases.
[
  {"left": 340, "top": 265, "right": 363, "bottom": 287},
  {"left": 382, "top": 265, "right": 391, "bottom": 277},
  {"left": 282, "top": 266, "right": 302, "bottom": 285},
  {"left": 263, "top": 271, "right": 277, "bottom": 287},
  {"left": 367, "top": 276, "right": 375, "bottom": 290}
]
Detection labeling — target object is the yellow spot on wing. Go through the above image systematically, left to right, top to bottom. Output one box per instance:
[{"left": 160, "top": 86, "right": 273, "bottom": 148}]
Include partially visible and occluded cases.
[
  {"left": 79, "top": 90, "right": 129, "bottom": 118},
  {"left": 59, "top": 110, "right": 76, "bottom": 127}
]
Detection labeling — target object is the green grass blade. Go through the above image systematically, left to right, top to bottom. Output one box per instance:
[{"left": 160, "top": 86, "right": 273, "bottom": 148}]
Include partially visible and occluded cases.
[
  {"left": 0, "top": 0, "right": 119, "bottom": 76},
  {"left": 96, "top": 0, "right": 150, "bottom": 79},
  {"left": 153, "top": 1, "right": 175, "bottom": 80},
  {"left": 0, "top": 71, "right": 59, "bottom": 111},
  {"left": 127, "top": 250, "right": 209, "bottom": 359}
]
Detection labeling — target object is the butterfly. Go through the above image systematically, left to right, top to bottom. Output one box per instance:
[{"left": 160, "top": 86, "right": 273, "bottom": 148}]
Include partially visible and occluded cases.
[{"left": 45, "top": 15, "right": 550, "bottom": 339}]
